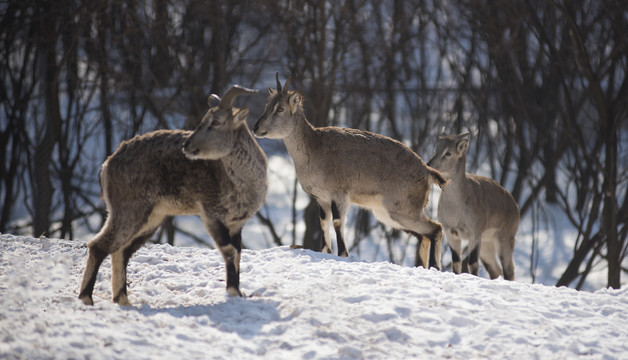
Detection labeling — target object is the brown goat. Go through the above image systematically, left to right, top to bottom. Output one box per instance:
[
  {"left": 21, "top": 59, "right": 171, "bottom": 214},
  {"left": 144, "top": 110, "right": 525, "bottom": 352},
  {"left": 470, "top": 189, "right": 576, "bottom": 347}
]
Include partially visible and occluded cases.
[
  {"left": 253, "top": 74, "right": 446, "bottom": 269},
  {"left": 78, "top": 86, "right": 267, "bottom": 305}
]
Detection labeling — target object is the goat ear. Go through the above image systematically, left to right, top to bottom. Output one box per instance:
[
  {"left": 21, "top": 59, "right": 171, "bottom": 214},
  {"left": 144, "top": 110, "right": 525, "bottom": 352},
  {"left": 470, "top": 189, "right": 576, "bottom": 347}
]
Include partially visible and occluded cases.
[
  {"left": 269, "top": 88, "right": 277, "bottom": 96},
  {"left": 289, "top": 92, "right": 301, "bottom": 112},
  {"left": 233, "top": 108, "right": 249, "bottom": 125},
  {"left": 456, "top": 138, "right": 469, "bottom": 154}
]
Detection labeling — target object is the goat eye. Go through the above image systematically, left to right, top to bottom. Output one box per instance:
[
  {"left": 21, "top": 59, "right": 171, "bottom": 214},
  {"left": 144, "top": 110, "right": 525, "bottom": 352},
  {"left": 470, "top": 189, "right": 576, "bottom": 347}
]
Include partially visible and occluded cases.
[
  {"left": 277, "top": 107, "right": 284, "bottom": 113},
  {"left": 445, "top": 152, "right": 451, "bottom": 157}
]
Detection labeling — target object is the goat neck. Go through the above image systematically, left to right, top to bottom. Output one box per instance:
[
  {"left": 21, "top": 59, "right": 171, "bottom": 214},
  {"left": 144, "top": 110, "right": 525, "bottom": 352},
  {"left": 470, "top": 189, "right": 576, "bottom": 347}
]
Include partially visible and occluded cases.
[
  {"left": 281, "top": 107, "right": 316, "bottom": 162},
  {"left": 222, "top": 125, "right": 268, "bottom": 195},
  {"left": 450, "top": 152, "right": 468, "bottom": 183}
]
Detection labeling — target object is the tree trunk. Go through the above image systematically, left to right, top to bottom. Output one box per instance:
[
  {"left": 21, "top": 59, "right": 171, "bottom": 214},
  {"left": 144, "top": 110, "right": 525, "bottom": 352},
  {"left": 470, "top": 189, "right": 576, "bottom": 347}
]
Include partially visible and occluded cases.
[
  {"left": 33, "top": 4, "right": 61, "bottom": 237},
  {"left": 98, "top": 8, "right": 113, "bottom": 158},
  {"left": 603, "top": 122, "right": 620, "bottom": 289},
  {"left": 0, "top": 124, "right": 20, "bottom": 232},
  {"left": 302, "top": 197, "right": 322, "bottom": 251},
  {"left": 556, "top": 233, "right": 602, "bottom": 287}
]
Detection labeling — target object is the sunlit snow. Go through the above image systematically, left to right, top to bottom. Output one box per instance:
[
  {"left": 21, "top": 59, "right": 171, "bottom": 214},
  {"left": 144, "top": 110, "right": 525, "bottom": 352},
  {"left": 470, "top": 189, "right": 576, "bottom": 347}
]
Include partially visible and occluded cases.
[{"left": 1, "top": 234, "right": 626, "bottom": 359}]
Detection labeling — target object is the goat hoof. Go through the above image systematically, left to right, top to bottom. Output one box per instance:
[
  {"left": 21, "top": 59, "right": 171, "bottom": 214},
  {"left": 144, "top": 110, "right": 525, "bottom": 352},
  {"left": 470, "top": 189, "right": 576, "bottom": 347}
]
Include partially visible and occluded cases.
[
  {"left": 227, "top": 286, "right": 243, "bottom": 297},
  {"left": 113, "top": 294, "right": 132, "bottom": 307},
  {"left": 79, "top": 295, "right": 94, "bottom": 306}
]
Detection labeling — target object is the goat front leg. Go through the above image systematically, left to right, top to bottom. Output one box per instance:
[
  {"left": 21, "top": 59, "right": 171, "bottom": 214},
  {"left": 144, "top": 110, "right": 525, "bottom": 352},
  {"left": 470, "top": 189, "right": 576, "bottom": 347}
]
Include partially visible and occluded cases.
[
  {"left": 206, "top": 219, "right": 243, "bottom": 297},
  {"left": 446, "top": 229, "right": 463, "bottom": 274},
  {"left": 468, "top": 235, "right": 481, "bottom": 276}
]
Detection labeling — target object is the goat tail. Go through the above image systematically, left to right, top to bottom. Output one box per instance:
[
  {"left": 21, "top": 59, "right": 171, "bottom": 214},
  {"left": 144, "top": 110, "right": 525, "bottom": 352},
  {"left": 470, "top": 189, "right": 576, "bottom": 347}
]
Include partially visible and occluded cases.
[
  {"left": 98, "top": 162, "right": 109, "bottom": 201},
  {"left": 429, "top": 167, "right": 448, "bottom": 190},
  {"left": 98, "top": 168, "right": 104, "bottom": 201}
]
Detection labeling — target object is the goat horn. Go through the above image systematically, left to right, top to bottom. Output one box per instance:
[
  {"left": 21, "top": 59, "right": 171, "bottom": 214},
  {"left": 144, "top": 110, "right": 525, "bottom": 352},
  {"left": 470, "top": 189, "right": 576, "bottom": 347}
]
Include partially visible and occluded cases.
[
  {"left": 275, "top": 72, "right": 282, "bottom": 93},
  {"left": 283, "top": 74, "right": 291, "bottom": 93},
  {"left": 219, "top": 85, "right": 258, "bottom": 110},
  {"left": 458, "top": 132, "right": 471, "bottom": 139}
]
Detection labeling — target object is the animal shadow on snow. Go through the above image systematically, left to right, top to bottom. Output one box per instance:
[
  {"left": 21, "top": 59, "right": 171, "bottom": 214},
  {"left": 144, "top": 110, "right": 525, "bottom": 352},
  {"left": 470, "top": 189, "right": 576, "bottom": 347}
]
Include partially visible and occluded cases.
[
  {"left": 284, "top": 246, "right": 361, "bottom": 263},
  {"left": 131, "top": 298, "right": 285, "bottom": 339}
]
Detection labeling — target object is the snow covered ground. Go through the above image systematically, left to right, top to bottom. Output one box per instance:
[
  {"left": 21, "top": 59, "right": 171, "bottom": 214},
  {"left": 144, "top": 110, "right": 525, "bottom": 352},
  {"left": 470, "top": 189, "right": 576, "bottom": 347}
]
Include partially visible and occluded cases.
[{"left": 1, "top": 234, "right": 627, "bottom": 359}]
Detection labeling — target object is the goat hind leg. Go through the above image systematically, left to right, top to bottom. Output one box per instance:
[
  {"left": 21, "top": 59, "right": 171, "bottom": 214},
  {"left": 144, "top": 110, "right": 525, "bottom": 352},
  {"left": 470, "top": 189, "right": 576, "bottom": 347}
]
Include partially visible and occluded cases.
[
  {"left": 331, "top": 200, "right": 349, "bottom": 257},
  {"left": 317, "top": 201, "right": 334, "bottom": 254},
  {"left": 398, "top": 215, "right": 442, "bottom": 269},
  {"left": 79, "top": 217, "right": 134, "bottom": 305},
  {"left": 415, "top": 217, "right": 443, "bottom": 270},
  {"left": 79, "top": 221, "right": 135, "bottom": 305},
  {"left": 428, "top": 224, "right": 443, "bottom": 270},
  {"left": 111, "top": 233, "right": 153, "bottom": 306},
  {"left": 413, "top": 234, "right": 430, "bottom": 268},
  {"left": 498, "top": 237, "right": 516, "bottom": 281},
  {"left": 479, "top": 240, "right": 502, "bottom": 279},
  {"left": 78, "top": 241, "right": 109, "bottom": 305}
]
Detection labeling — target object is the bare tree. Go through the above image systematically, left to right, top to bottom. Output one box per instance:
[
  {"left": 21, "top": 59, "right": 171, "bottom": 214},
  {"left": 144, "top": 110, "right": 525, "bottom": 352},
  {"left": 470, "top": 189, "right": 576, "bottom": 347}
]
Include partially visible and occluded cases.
[
  {"left": 2, "top": 0, "right": 625, "bottom": 289},
  {"left": 536, "top": 0, "right": 628, "bottom": 289},
  {"left": 0, "top": 2, "right": 37, "bottom": 233}
]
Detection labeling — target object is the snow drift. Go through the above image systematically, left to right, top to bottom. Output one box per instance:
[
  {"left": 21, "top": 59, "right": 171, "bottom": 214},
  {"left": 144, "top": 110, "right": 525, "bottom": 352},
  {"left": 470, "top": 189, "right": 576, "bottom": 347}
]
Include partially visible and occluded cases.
[{"left": 1, "top": 234, "right": 626, "bottom": 359}]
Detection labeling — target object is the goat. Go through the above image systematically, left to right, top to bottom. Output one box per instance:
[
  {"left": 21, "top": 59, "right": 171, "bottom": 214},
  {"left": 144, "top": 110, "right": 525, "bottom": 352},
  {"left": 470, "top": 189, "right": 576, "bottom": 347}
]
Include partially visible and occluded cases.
[
  {"left": 253, "top": 74, "right": 446, "bottom": 269},
  {"left": 78, "top": 85, "right": 267, "bottom": 305},
  {"left": 427, "top": 133, "right": 519, "bottom": 280}
]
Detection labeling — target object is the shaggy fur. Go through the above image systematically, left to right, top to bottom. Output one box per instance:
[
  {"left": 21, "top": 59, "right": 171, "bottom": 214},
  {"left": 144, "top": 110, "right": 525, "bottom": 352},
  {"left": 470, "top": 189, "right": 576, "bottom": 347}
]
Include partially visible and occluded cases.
[{"left": 79, "top": 86, "right": 267, "bottom": 305}]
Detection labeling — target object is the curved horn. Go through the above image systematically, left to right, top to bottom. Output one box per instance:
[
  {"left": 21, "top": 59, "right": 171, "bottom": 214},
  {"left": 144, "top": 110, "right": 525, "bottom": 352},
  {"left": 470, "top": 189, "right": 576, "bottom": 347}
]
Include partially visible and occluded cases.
[
  {"left": 275, "top": 72, "right": 282, "bottom": 93},
  {"left": 282, "top": 74, "right": 291, "bottom": 93},
  {"left": 219, "top": 85, "right": 258, "bottom": 110},
  {"left": 208, "top": 94, "right": 221, "bottom": 107}
]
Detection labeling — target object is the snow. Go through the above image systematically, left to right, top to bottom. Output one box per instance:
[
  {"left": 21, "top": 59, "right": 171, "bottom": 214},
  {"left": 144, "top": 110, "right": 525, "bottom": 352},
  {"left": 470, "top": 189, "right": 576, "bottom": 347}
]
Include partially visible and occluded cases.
[{"left": 1, "top": 234, "right": 627, "bottom": 359}]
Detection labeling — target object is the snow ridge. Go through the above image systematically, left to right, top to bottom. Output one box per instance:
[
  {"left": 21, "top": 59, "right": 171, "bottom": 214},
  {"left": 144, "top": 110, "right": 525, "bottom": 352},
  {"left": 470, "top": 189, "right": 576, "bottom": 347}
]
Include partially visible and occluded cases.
[{"left": 1, "top": 234, "right": 627, "bottom": 359}]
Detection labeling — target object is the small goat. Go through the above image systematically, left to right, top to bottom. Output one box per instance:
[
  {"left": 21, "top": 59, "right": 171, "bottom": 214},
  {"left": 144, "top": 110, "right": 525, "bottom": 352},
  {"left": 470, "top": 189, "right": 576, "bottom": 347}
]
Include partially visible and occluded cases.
[
  {"left": 253, "top": 74, "right": 446, "bottom": 269},
  {"left": 78, "top": 86, "right": 267, "bottom": 305},
  {"left": 428, "top": 133, "right": 519, "bottom": 280}
]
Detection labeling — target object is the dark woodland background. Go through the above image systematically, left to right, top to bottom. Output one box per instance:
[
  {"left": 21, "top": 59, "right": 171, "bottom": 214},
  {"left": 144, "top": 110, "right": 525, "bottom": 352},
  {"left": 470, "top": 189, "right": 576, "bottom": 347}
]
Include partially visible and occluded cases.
[{"left": 1, "top": 0, "right": 626, "bottom": 289}]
